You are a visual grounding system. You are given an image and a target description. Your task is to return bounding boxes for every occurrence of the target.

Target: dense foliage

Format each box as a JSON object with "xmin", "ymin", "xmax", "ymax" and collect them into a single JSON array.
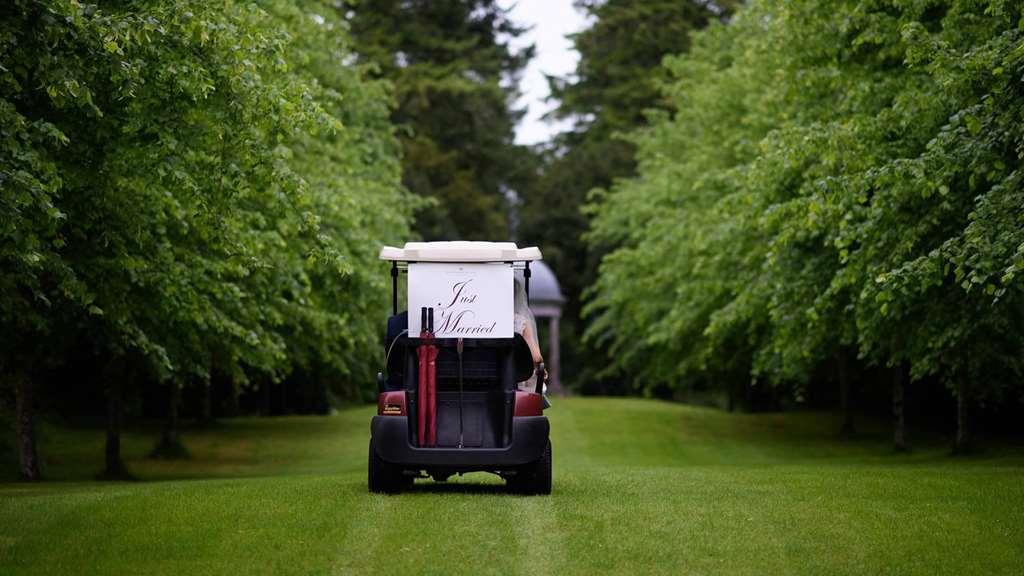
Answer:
[
  {"xmin": 586, "ymin": 0, "xmax": 1024, "ymax": 441},
  {"xmin": 5, "ymin": 0, "xmax": 1021, "ymax": 478},
  {"xmin": 1, "ymin": 0, "xmax": 410, "ymax": 477},
  {"xmin": 345, "ymin": 0, "xmax": 535, "ymax": 240},
  {"xmin": 520, "ymin": 0, "xmax": 730, "ymax": 392}
]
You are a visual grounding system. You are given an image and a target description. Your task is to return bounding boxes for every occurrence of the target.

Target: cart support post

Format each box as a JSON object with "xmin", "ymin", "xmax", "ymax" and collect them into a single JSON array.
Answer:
[
  {"xmin": 391, "ymin": 262, "xmax": 399, "ymax": 315},
  {"xmin": 524, "ymin": 261, "xmax": 531, "ymax": 304},
  {"xmin": 457, "ymin": 337, "xmax": 464, "ymax": 449}
]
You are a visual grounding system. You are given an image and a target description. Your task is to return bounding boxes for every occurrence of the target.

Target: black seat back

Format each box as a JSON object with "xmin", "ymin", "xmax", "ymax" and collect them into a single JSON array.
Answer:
[{"xmin": 383, "ymin": 310, "xmax": 533, "ymax": 389}]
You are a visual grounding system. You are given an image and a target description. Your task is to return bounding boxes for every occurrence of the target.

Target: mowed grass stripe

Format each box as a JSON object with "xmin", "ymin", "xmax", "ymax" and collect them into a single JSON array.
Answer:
[
  {"xmin": 334, "ymin": 484, "xmax": 392, "ymax": 575},
  {"xmin": 513, "ymin": 488, "xmax": 564, "ymax": 576},
  {"xmin": 1, "ymin": 397, "xmax": 1023, "ymax": 575}
]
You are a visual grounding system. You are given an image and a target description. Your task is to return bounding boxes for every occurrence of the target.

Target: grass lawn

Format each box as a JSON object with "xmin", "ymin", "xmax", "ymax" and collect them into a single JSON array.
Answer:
[{"xmin": 1, "ymin": 397, "xmax": 1023, "ymax": 575}]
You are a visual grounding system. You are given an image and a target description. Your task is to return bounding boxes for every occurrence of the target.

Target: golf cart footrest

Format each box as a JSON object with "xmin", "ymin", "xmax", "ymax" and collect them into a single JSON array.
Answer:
[{"xmin": 371, "ymin": 415, "xmax": 549, "ymax": 467}]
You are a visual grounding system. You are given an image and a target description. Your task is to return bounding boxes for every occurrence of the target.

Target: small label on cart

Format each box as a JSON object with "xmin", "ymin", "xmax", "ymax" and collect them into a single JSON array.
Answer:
[{"xmin": 382, "ymin": 404, "xmax": 403, "ymax": 415}]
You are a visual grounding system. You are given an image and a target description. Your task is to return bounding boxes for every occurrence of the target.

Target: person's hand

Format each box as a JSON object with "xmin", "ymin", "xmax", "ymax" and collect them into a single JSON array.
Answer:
[{"xmin": 535, "ymin": 362, "xmax": 548, "ymax": 385}]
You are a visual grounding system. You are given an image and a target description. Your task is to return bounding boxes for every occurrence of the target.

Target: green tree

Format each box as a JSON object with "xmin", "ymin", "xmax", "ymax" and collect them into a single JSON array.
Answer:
[
  {"xmin": 1, "ymin": 0, "xmax": 410, "ymax": 477},
  {"xmin": 520, "ymin": 0, "xmax": 733, "ymax": 393},
  {"xmin": 586, "ymin": 0, "xmax": 1024, "ymax": 448},
  {"xmin": 345, "ymin": 0, "xmax": 535, "ymax": 240},
  {"xmin": 263, "ymin": 0, "xmax": 413, "ymax": 403}
]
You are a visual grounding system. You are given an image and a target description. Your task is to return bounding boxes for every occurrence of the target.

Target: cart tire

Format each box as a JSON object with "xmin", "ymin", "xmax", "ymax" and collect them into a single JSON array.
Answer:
[
  {"xmin": 534, "ymin": 440, "xmax": 552, "ymax": 495},
  {"xmin": 508, "ymin": 440, "xmax": 551, "ymax": 495},
  {"xmin": 368, "ymin": 438, "xmax": 406, "ymax": 494}
]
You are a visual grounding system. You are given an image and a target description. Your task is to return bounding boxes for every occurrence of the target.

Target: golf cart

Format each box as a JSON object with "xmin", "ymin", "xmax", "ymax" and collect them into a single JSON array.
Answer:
[{"xmin": 369, "ymin": 241, "xmax": 552, "ymax": 494}]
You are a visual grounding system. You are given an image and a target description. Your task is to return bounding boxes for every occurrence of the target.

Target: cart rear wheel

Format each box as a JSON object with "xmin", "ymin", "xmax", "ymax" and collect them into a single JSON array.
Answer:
[
  {"xmin": 368, "ymin": 438, "xmax": 407, "ymax": 493},
  {"xmin": 507, "ymin": 440, "xmax": 551, "ymax": 495}
]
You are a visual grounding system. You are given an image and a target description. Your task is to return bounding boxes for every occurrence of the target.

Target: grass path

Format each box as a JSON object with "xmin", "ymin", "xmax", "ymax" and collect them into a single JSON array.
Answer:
[{"xmin": 1, "ymin": 397, "xmax": 1023, "ymax": 574}]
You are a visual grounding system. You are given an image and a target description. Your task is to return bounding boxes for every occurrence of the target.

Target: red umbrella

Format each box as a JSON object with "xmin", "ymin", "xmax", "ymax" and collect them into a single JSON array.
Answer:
[
  {"xmin": 417, "ymin": 308, "xmax": 438, "ymax": 447},
  {"xmin": 426, "ymin": 331, "xmax": 438, "ymax": 446}
]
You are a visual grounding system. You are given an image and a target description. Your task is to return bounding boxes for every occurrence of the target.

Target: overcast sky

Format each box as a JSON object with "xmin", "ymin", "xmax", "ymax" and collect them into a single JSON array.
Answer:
[{"xmin": 500, "ymin": 0, "xmax": 589, "ymax": 146}]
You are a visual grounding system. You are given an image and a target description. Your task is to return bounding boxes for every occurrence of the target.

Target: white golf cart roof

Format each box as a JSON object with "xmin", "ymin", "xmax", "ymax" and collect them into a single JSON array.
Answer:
[{"xmin": 379, "ymin": 241, "xmax": 542, "ymax": 262}]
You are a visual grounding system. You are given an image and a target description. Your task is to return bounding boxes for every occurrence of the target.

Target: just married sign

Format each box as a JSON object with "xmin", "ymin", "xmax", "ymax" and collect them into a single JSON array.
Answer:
[{"xmin": 408, "ymin": 263, "xmax": 513, "ymax": 338}]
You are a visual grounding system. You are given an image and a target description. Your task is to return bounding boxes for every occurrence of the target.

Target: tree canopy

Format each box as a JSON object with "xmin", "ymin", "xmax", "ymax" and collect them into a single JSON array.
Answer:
[
  {"xmin": 585, "ymin": 0, "xmax": 1024, "ymax": 434},
  {"xmin": 344, "ymin": 0, "xmax": 535, "ymax": 240},
  {"xmin": 1, "ymin": 0, "xmax": 411, "ymax": 477},
  {"xmin": 519, "ymin": 0, "xmax": 732, "ymax": 392}
]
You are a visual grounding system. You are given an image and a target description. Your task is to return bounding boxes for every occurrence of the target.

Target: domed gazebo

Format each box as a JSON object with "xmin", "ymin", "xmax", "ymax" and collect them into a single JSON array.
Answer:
[{"xmin": 521, "ymin": 261, "xmax": 565, "ymax": 393}]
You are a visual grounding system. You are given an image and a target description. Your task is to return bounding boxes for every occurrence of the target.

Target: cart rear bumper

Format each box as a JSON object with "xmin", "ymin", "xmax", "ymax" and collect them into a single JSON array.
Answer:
[{"xmin": 371, "ymin": 415, "xmax": 549, "ymax": 468}]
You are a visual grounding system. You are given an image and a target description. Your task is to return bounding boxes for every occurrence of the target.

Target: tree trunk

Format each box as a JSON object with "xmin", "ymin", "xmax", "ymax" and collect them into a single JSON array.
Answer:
[
  {"xmin": 839, "ymin": 351, "xmax": 855, "ymax": 437},
  {"xmin": 14, "ymin": 372, "xmax": 40, "ymax": 481},
  {"xmin": 955, "ymin": 379, "xmax": 971, "ymax": 453},
  {"xmin": 224, "ymin": 380, "xmax": 240, "ymax": 417},
  {"xmin": 260, "ymin": 380, "xmax": 271, "ymax": 416},
  {"xmin": 103, "ymin": 358, "xmax": 128, "ymax": 477},
  {"xmin": 164, "ymin": 380, "xmax": 180, "ymax": 445},
  {"xmin": 198, "ymin": 381, "xmax": 213, "ymax": 426},
  {"xmin": 151, "ymin": 380, "xmax": 187, "ymax": 458},
  {"xmin": 96, "ymin": 356, "xmax": 137, "ymax": 479},
  {"xmin": 892, "ymin": 366, "xmax": 908, "ymax": 452}
]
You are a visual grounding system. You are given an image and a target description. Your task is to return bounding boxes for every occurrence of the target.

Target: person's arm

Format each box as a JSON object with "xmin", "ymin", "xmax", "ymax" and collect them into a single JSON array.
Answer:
[
  {"xmin": 521, "ymin": 321, "xmax": 543, "ymax": 364},
  {"xmin": 520, "ymin": 322, "xmax": 548, "ymax": 390}
]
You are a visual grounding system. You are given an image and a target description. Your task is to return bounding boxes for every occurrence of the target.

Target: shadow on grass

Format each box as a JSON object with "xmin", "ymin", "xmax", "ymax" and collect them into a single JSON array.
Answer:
[{"xmin": 401, "ymin": 478, "xmax": 514, "ymax": 496}]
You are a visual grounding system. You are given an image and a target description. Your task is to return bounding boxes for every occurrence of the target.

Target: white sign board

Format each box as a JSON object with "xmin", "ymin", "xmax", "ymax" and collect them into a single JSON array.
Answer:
[{"xmin": 408, "ymin": 262, "xmax": 513, "ymax": 338}]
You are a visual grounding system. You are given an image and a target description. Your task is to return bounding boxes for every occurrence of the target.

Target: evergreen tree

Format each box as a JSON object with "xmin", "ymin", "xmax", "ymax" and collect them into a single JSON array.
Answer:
[{"xmin": 345, "ymin": 0, "xmax": 536, "ymax": 240}]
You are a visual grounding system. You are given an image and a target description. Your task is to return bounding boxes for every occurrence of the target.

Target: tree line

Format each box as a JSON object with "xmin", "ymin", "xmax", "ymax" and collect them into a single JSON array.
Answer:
[
  {"xmin": 5, "ymin": 0, "xmax": 1019, "ymax": 480},
  {"xmin": 1, "ymin": 0, "xmax": 415, "ymax": 479},
  {"xmin": 582, "ymin": 0, "xmax": 1024, "ymax": 450}
]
